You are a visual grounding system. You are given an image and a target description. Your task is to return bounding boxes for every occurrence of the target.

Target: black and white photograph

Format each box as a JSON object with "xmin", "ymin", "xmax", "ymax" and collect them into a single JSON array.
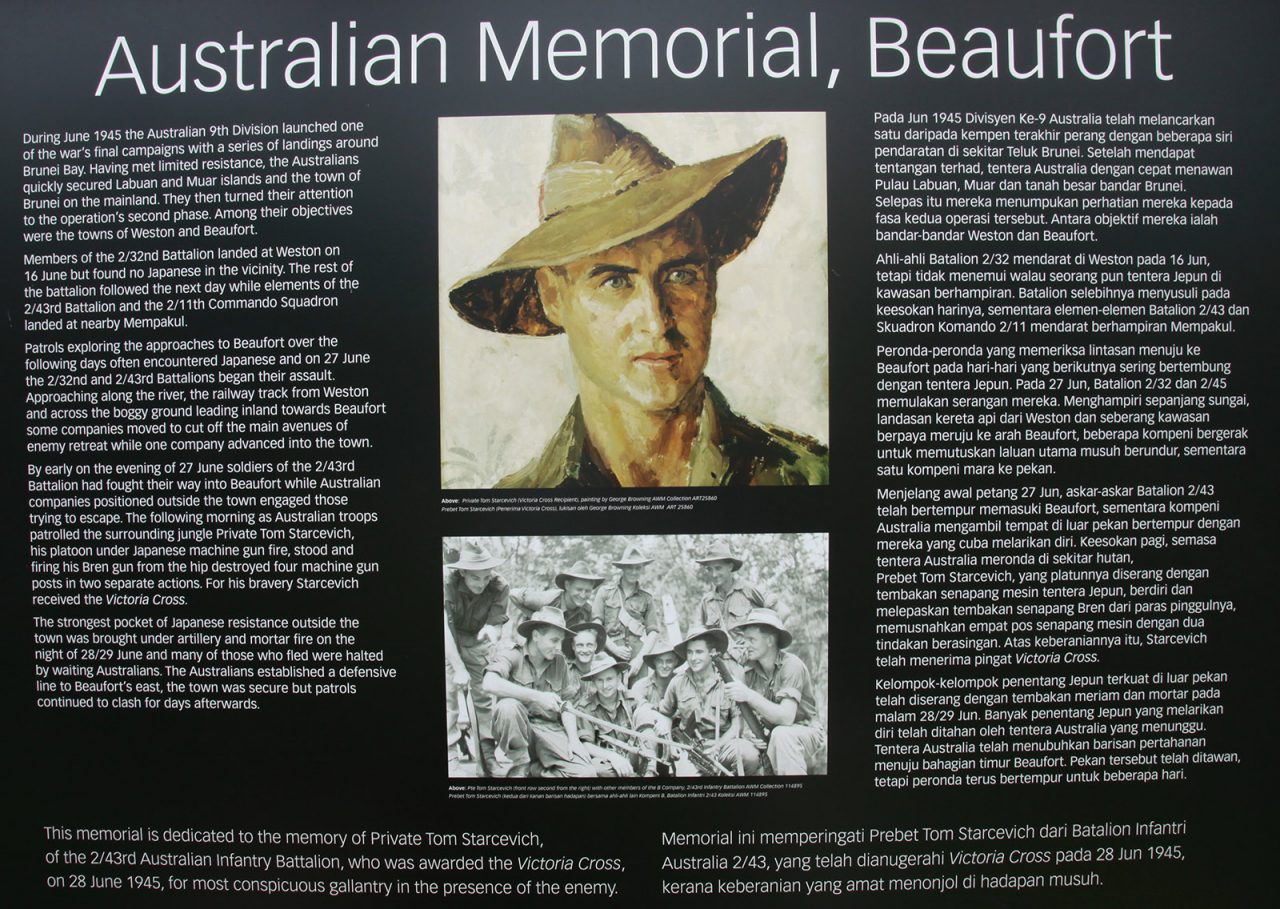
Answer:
[
  {"xmin": 443, "ymin": 533, "xmax": 828, "ymax": 779},
  {"xmin": 7, "ymin": 1, "xmax": 1278, "ymax": 904}
]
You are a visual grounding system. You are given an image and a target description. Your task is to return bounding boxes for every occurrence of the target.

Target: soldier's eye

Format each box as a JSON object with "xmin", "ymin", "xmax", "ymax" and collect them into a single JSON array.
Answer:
[
  {"xmin": 666, "ymin": 268, "xmax": 699, "ymax": 285},
  {"xmin": 600, "ymin": 273, "xmax": 632, "ymax": 290}
]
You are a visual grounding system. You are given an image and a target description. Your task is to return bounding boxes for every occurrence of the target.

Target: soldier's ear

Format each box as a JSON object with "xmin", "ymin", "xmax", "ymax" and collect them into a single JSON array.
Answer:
[{"xmin": 535, "ymin": 268, "xmax": 564, "ymax": 328}]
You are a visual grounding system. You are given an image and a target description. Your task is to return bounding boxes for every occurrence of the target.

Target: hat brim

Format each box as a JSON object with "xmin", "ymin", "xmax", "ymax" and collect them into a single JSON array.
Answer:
[
  {"xmin": 694, "ymin": 556, "xmax": 743, "ymax": 571},
  {"xmin": 642, "ymin": 645, "xmax": 681, "ymax": 667},
  {"xmin": 518, "ymin": 617, "xmax": 572, "ymax": 639},
  {"xmin": 581, "ymin": 658, "xmax": 628, "ymax": 680},
  {"xmin": 734, "ymin": 620, "xmax": 792, "ymax": 650},
  {"xmin": 556, "ymin": 572, "xmax": 605, "ymax": 589},
  {"xmin": 445, "ymin": 554, "xmax": 504, "ymax": 571},
  {"xmin": 673, "ymin": 628, "xmax": 730, "ymax": 661},
  {"xmin": 612, "ymin": 558, "xmax": 653, "ymax": 567},
  {"xmin": 449, "ymin": 136, "xmax": 786, "ymax": 335}
]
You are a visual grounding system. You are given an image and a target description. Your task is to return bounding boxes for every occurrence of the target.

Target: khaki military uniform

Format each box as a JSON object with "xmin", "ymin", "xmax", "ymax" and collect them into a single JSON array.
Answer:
[
  {"xmin": 576, "ymin": 692, "xmax": 641, "ymax": 776},
  {"xmin": 486, "ymin": 644, "xmax": 595, "ymax": 778},
  {"xmin": 742, "ymin": 651, "xmax": 824, "ymax": 776},
  {"xmin": 497, "ymin": 381, "xmax": 828, "ymax": 488},
  {"xmin": 593, "ymin": 579, "xmax": 661, "ymax": 660},
  {"xmin": 698, "ymin": 580, "xmax": 768, "ymax": 634},
  {"xmin": 444, "ymin": 571, "xmax": 509, "ymax": 741},
  {"xmin": 659, "ymin": 669, "xmax": 758, "ymax": 774}
]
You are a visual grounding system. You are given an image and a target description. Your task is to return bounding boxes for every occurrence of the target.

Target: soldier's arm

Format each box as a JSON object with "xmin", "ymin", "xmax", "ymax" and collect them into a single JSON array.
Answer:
[
  {"xmin": 482, "ymin": 649, "xmax": 559, "ymax": 710},
  {"xmin": 562, "ymin": 709, "xmax": 591, "ymax": 759},
  {"xmin": 483, "ymin": 671, "xmax": 559, "ymax": 712},
  {"xmin": 590, "ymin": 583, "xmax": 609, "ymax": 622},
  {"xmin": 725, "ymin": 587, "xmax": 760, "ymax": 620},
  {"xmin": 502, "ymin": 587, "xmax": 552, "ymax": 644},
  {"xmin": 627, "ymin": 676, "xmax": 655, "ymax": 703},
  {"xmin": 509, "ymin": 586, "xmax": 561, "ymax": 611},
  {"xmin": 627, "ymin": 634, "xmax": 655, "ymax": 678},
  {"xmin": 655, "ymin": 682, "xmax": 679, "ymax": 736},
  {"xmin": 726, "ymin": 681, "xmax": 799, "ymax": 727},
  {"xmin": 697, "ymin": 595, "xmax": 715, "ymax": 627},
  {"xmin": 762, "ymin": 657, "xmax": 813, "ymax": 727},
  {"xmin": 478, "ymin": 590, "xmax": 505, "ymax": 645},
  {"xmin": 641, "ymin": 594, "xmax": 664, "ymax": 633},
  {"xmin": 443, "ymin": 610, "xmax": 467, "ymax": 684},
  {"xmin": 482, "ymin": 577, "xmax": 511, "ymax": 632},
  {"xmin": 603, "ymin": 637, "xmax": 630, "ymax": 660},
  {"xmin": 758, "ymin": 693, "xmax": 799, "ymax": 726}
]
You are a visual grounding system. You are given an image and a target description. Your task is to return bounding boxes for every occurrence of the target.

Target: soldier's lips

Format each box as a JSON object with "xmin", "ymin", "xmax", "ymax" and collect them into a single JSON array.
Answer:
[{"xmin": 633, "ymin": 351, "xmax": 681, "ymax": 369}]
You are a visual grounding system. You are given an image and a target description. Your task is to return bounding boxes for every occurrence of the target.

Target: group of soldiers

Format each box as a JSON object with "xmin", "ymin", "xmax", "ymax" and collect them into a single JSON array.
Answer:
[{"xmin": 444, "ymin": 539, "xmax": 825, "ymax": 779}]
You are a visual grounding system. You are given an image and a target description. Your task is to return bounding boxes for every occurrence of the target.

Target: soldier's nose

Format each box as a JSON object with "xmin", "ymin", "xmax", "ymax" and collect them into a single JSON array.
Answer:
[{"xmin": 630, "ymin": 280, "xmax": 672, "ymax": 335}]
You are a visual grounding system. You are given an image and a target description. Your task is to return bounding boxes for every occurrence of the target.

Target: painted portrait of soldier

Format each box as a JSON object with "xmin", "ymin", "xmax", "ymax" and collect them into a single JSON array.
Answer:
[{"xmin": 440, "ymin": 112, "xmax": 828, "ymax": 488}]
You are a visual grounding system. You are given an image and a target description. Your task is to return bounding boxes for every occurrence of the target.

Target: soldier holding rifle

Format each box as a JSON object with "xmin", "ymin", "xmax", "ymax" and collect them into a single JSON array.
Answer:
[
  {"xmin": 483, "ymin": 607, "xmax": 597, "ymax": 778},
  {"xmin": 575, "ymin": 655, "xmax": 644, "ymax": 777},
  {"xmin": 725, "ymin": 608, "xmax": 824, "ymax": 776},
  {"xmin": 443, "ymin": 541, "xmax": 509, "ymax": 773},
  {"xmin": 656, "ymin": 626, "xmax": 758, "ymax": 775}
]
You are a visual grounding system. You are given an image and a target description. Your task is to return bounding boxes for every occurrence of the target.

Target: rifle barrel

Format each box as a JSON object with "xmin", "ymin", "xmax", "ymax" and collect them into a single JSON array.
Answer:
[
  {"xmin": 565, "ymin": 705, "xmax": 691, "ymax": 754},
  {"xmin": 713, "ymin": 656, "xmax": 770, "ymax": 742}
]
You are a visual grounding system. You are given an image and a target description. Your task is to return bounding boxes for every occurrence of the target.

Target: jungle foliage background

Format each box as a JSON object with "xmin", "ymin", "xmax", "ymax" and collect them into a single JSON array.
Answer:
[{"xmin": 443, "ymin": 533, "xmax": 829, "ymax": 726}]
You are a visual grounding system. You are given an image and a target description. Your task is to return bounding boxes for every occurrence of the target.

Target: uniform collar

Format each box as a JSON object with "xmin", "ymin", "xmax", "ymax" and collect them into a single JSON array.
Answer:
[
  {"xmin": 533, "ymin": 380, "xmax": 735, "ymax": 487},
  {"xmin": 746, "ymin": 651, "xmax": 782, "ymax": 678},
  {"xmin": 685, "ymin": 666, "xmax": 721, "ymax": 694},
  {"xmin": 611, "ymin": 578, "xmax": 651, "ymax": 599},
  {"xmin": 585, "ymin": 691, "xmax": 629, "ymax": 716}
]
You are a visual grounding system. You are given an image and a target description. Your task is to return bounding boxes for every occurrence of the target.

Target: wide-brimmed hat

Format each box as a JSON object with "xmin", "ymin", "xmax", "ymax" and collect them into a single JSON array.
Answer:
[
  {"xmin": 580, "ymin": 654, "xmax": 628, "ymax": 680},
  {"xmin": 612, "ymin": 542, "xmax": 653, "ymax": 567},
  {"xmin": 517, "ymin": 606, "xmax": 572, "ymax": 639},
  {"xmin": 673, "ymin": 625, "xmax": 730, "ymax": 661},
  {"xmin": 694, "ymin": 540, "xmax": 743, "ymax": 571},
  {"xmin": 445, "ymin": 540, "xmax": 504, "ymax": 571},
  {"xmin": 641, "ymin": 634, "xmax": 682, "ymax": 668},
  {"xmin": 449, "ymin": 113, "xmax": 787, "ymax": 336},
  {"xmin": 563, "ymin": 620, "xmax": 606, "ymax": 658},
  {"xmin": 555, "ymin": 560, "xmax": 605, "ymax": 589},
  {"xmin": 732, "ymin": 608, "xmax": 793, "ymax": 650}
]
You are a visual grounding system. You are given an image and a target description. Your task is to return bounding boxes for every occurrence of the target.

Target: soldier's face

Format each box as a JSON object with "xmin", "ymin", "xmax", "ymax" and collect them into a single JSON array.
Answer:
[
  {"xmin": 563, "ymin": 578, "xmax": 595, "ymax": 607},
  {"xmin": 705, "ymin": 561, "xmax": 735, "ymax": 588},
  {"xmin": 740, "ymin": 625, "xmax": 777, "ymax": 663},
  {"xmin": 459, "ymin": 568, "xmax": 492, "ymax": 594},
  {"xmin": 531, "ymin": 627, "xmax": 564, "ymax": 661},
  {"xmin": 594, "ymin": 667, "xmax": 623, "ymax": 699},
  {"xmin": 620, "ymin": 564, "xmax": 642, "ymax": 584},
  {"xmin": 572, "ymin": 630, "xmax": 598, "ymax": 663},
  {"xmin": 537, "ymin": 217, "xmax": 716, "ymax": 413},
  {"xmin": 685, "ymin": 639, "xmax": 715, "ymax": 674},
  {"xmin": 653, "ymin": 653, "xmax": 678, "ymax": 678}
]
